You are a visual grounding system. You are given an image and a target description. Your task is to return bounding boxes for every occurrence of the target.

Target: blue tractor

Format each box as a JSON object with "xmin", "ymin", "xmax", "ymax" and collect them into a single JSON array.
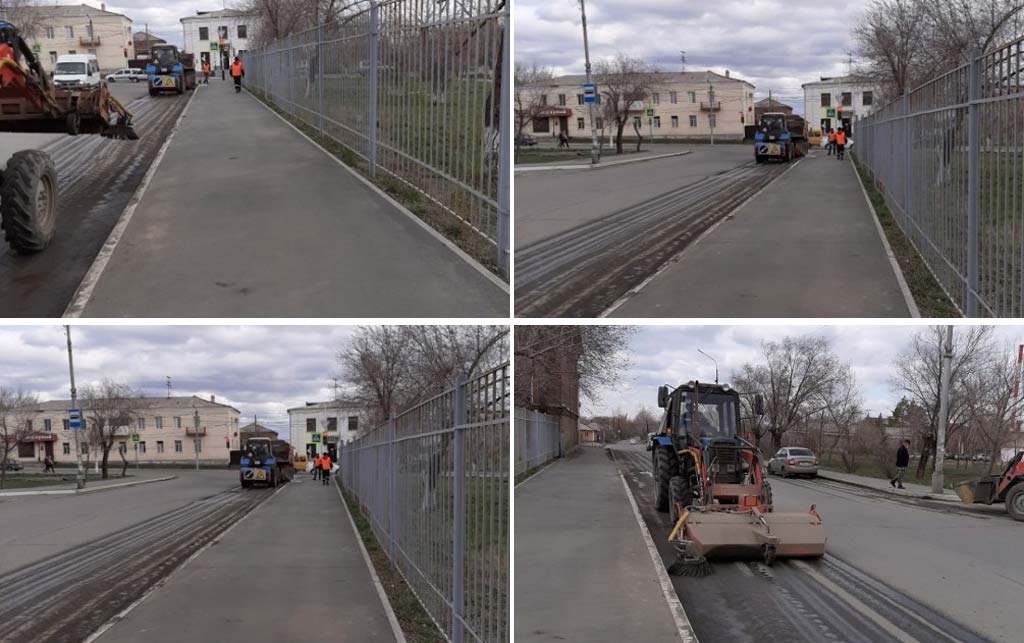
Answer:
[
  {"xmin": 239, "ymin": 437, "xmax": 294, "ymax": 489},
  {"xmin": 754, "ymin": 112, "xmax": 808, "ymax": 163},
  {"xmin": 146, "ymin": 44, "xmax": 195, "ymax": 96}
]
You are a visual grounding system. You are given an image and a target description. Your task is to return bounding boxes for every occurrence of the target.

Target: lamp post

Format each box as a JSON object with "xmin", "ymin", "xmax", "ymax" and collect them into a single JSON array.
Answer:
[{"xmin": 65, "ymin": 326, "xmax": 84, "ymax": 490}]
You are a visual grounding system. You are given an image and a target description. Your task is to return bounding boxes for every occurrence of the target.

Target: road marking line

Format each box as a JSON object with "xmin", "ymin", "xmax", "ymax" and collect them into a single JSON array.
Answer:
[
  {"xmin": 83, "ymin": 482, "xmax": 284, "ymax": 643},
  {"xmin": 790, "ymin": 559, "xmax": 921, "ymax": 643},
  {"xmin": 63, "ymin": 87, "xmax": 203, "ymax": 317},
  {"xmin": 244, "ymin": 88, "xmax": 509, "ymax": 295},
  {"xmin": 617, "ymin": 471, "xmax": 700, "ymax": 643},
  {"xmin": 334, "ymin": 481, "xmax": 408, "ymax": 643},
  {"xmin": 850, "ymin": 157, "xmax": 920, "ymax": 317},
  {"xmin": 599, "ymin": 159, "xmax": 802, "ymax": 317}
]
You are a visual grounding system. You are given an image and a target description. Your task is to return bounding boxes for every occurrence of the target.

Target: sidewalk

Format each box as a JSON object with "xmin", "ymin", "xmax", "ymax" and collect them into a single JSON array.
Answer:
[
  {"xmin": 96, "ymin": 476, "xmax": 399, "ymax": 643},
  {"xmin": 516, "ymin": 447, "xmax": 684, "ymax": 642},
  {"xmin": 816, "ymin": 468, "xmax": 961, "ymax": 502},
  {"xmin": 72, "ymin": 82, "xmax": 506, "ymax": 317},
  {"xmin": 609, "ymin": 153, "xmax": 914, "ymax": 317}
]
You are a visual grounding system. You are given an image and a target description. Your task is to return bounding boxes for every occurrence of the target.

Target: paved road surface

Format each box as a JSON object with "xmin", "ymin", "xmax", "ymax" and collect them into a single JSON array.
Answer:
[
  {"xmin": 73, "ymin": 82, "xmax": 507, "ymax": 317},
  {"xmin": 0, "ymin": 83, "xmax": 187, "ymax": 316},
  {"xmin": 610, "ymin": 442, "xmax": 1013, "ymax": 643},
  {"xmin": 516, "ymin": 447, "xmax": 687, "ymax": 642}
]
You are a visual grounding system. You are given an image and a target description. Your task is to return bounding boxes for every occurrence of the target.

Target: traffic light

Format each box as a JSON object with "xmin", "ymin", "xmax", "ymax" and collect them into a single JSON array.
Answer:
[{"xmin": 123, "ymin": 47, "xmax": 128, "ymax": 58}]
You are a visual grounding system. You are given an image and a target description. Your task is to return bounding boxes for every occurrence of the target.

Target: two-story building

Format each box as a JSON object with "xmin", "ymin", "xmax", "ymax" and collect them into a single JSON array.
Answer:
[
  {"xmin": 802, "ymin": 75, "xmax": 881, "ymax": 137},
  {"xmin": 180, "ymin": 9, "xmax": 256, "ymax": 72},
  {"xmin": 287, "ymin": 401, "xmax": 370, "ymax": 460},
  {"xmin": 26, "ymin": 3, "xmax": 134, "ymax": 73}
]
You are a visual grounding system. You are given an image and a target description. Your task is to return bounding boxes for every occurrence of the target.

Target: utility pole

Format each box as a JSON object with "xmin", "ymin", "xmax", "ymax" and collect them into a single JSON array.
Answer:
[
  {"xmin": 193, "ymin": 406, "xmax": 201, "ymax": 471},
  {"xmin": 578, "ymin": 0, "xmax": 600, "ymax": 165},
  {"xmin": 708, "ymin": 77, "xmax": 716, "ymax": 146},
  {"xmin": 932, "ymin": 325, "xmax": 954, "ymax": 494},
  {"xmin": 166, "ymin": 376, "xmax": 171, "ymax": 398},
  {"xmin": 680, "ymin": 50, "xmax": 686, "ymax": 73},
  {"xmin": 65, "ymin": 326, "xmax": 84, "ymax": 490}
]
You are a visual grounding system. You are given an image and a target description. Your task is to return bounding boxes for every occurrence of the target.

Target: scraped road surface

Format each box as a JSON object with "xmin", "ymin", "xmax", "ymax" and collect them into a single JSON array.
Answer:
[{"xmin": 609, "ymin": 442, "xmax": 1017, "ymax": 643}]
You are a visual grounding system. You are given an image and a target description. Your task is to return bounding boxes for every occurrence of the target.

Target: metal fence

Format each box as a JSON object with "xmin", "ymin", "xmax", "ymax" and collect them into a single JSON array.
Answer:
[
  {"xmin": 245, "ymin": 0, "xmax": 510, "ymax": 276},
  {"xmin": 514, "ymin": 408, "xmax": 561, "ymax": 476},
  {"xmin": 857, "ymin": 37, "xmax": 1024, "ymax": 316},
  {"xmin": 340, "ymin": 362, "xmax": 509, "ymax": 643}
]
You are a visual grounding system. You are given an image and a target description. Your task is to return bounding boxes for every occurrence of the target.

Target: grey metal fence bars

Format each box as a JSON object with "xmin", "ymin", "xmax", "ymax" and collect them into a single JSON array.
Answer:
[
  {"xmin": 514, "ymin": 408, "xmax": 561, "ymax": 476},
  {"xmin": 340, "ymin": 362, "xmax": 509, "ymax": 643},
  {"xmin": 857, "ymin": 37, "xmax": 1024, "ymax": 317},
  {"xmin": 246, "ymin": 0, "xmax": 510, "ymax": 276}
]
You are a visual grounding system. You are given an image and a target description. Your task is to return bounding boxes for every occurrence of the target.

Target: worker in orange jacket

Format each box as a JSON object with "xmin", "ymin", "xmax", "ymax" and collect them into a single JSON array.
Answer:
[
  {"xmin": 826, "ymin": 128, "xmax": 836, "ymax": 156},
  {"xmin": 312, "ymin": 453, "xmax": 321, "ymax": 480},
  {"xmin": 230, "ymin": 56, "xmax": 243, "ymax": 92},
  {"xmin": 201, "ymin": 60, "xmax": 211, "ymax": 84},
  {"xmin": 321, "ymin": 452, "xmax": 332, "ymax": 485},
  {"xmin": 835, "ymin": 128, "xmax": 847, "ymax": 160}
]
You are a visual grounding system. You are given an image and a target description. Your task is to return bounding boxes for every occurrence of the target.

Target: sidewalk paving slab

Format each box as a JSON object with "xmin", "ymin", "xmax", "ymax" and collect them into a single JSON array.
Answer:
[
  {"xmin": 516, "ymin": 447, "xmax": 684, "ymax": 643},
  {"xmin": 96, "ymin": 475, "xmax": 398, "ymax": 643},
  {"xmin": 76, "ymin": 82, "xmax": 506, "ymax": 317},
  {"xmin": 610, "ymin": 153, "xmax": 912, "ymax": 317}
]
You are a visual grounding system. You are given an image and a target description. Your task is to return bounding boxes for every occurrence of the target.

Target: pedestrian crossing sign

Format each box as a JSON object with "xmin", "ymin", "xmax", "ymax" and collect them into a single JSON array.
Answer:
[
  {"xmin": 826, "ymin": 107, "xmax": 836, "ymax": 118},
  {"xmin": 131, "ymin": 433, "xmax": 140, "ymax": 443}
]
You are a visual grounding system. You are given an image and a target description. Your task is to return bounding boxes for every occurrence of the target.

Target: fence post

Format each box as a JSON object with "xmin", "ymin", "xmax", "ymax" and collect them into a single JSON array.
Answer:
[
  {"xmin": 451, "ymin": 374, "xmax": 466, "ymax": 643},
  {"xmin": 367, "ymin": 1, "xmax": 380, "ymax": 177},
  {"xmin": 318, "ymin": 20, "xmax": 324, "ymax": 135},
  {"xmin": 496, "ymin": 14, "xmax": 511, "ymax": 277},
  {"xmin": 967, "ymin": 48, "xmax": 981, "ymax": 317},
  {"xmin": 903, "ymin": 89, "xmax": 911, "ymax": 226},
  {"xmin": 388, "ymin": 419, "xmax": 397, "ymax": 561}
]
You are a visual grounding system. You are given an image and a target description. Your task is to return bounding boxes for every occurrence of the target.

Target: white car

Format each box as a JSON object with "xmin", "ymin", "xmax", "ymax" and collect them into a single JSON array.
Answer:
[{"xmin": 106, "ymin": 68, "xmax": 147, "ymax": 83}]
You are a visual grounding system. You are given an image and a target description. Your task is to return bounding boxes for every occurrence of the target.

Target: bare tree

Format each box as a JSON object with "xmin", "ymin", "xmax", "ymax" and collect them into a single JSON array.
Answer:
[
  {"xmin": 80, "ymin": 380, "xmax": 145, "ymax": 480},
  {"xmin": 594, "ymin": 53, "xmax": 660, "ymax": 154},
  {"xmin": 514, "ymin": 62, "xmax": 553, "ymax": 157},
  {"xmin": 0, "ymin": 1, "xmax": 46, "ymax": 39},
  {"xmin": 892, "ymin": 326, "xmax": 996, "ymax": 478},
  {"xmin": 0, "ymin": 388, "xmax": 38, "ymax": 489},
  {"xmin": 853, "ymin": 0, "xmax": 927, "ymax": 98},
  {"xmin": 961, "ymin": 346, "xmax": 1024, "ymax": 472}
]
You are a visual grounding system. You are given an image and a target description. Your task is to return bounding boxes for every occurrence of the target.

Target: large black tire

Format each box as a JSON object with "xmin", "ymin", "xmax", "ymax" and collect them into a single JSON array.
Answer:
[
  {"xmin": 1006, "ymin": 483, "xmax": 1024, "ymax": 521},
  {"xmin": 669, "ymin": 475, "xmax": 692, "ymax": 522},
  {"xmin": 654, "ymin": 447, "xmax": 679, "ymax": 512},
  {"xmin": 66, "ymin": 111, "xmax": 80, "ymax": 136},
  {"xmin": 149, "ymin": 86, "xmax": 158, "ymax": 97},
  {"xmin": 241, "ymin": 480, "xmax": 252, "ymax": 489},
  {"xmin": 0, "ymin": 150, "xmax": 58, "ymax": 253}
]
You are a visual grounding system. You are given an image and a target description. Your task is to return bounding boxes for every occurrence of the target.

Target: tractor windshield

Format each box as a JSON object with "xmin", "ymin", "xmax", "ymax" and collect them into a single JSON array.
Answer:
[
  {"xmin": 680, "ymin": 392, "xmax": 738, "ymax": 439},
  {"xmin": 154, "ymin": 48, "xmax": 177, "ymax": 67},
  {"xmin": 247, "ymin": 442, "xmax": 270, "ymax": 459},
  {"xmin": 761, "ymin": 114, "xmax": 786, "ymax": 136},
  {"xmin": 55, "ymin": 62, "xmax": 86, "ymax": 74}
]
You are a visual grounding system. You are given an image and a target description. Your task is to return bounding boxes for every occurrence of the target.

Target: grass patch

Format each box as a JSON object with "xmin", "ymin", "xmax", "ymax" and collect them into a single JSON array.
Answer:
[
  {"xmin": 852, "ymin": 156, "xmax": 960, "ymax": 317},
  {"xmin": 339, "ymin": 484, "xmax": 446, "ymax": 643},
  {"xmin": 0, "ymin": 472, "xmax": 119, "ymax": 490},
  {"xmin": 514, "ymin": 148, "xmax": 594, "ymax": 165},
  {"xmin": 819, "ymin": 454, "xmax": 991, "ymax": 489},
  {"xmin": 514, "ymin": 459, "xmax": 555, "ymax": 485}
]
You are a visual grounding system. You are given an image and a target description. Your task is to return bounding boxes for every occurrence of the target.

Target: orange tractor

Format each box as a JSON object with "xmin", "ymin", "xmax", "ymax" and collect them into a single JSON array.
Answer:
[
  {"xmin": 955, "ymin": 451, "xmax": 1024, "ymax": 521},
  {"xmin": 0, "ymin": 21, "xmax": 136, "ymax": 252},
  {"xmin": 649, "ymin": 381, "xmax": 826, "ymax": 576}
]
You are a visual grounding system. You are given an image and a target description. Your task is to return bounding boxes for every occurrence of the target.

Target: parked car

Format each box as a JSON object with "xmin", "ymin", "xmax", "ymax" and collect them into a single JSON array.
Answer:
[
  {"xmin": 628, "ymin": 437, "xmax": 639, "ymax": 445},
  {"xmin": 516, "ymin": 133, "xmax": 537, "ymax": 147},
  {"xmin": 2, "ymin": 458, "xmax": 23, "ymax": 471},
  {"xmin": 106, "ymin": 68, "xmax": 147, "ymax": 83},
  {"xmin": 767, "ymin": 447, "xmax": 818, "ymax": 478}
]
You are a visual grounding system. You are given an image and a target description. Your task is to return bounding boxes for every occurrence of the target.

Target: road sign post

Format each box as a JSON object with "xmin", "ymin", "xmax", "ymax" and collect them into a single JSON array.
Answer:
[{"xmin": 65, "ymin": 327, "xmax": 84, "ymax": 490}]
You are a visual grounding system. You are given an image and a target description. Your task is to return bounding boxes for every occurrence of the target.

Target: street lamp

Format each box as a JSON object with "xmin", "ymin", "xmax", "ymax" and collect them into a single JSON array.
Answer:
[
  {"xmin": 64, "ymin": 326, "xmax": 84, "ymax": 490},
  {"xmin": 697, "ymin": 349, "xmax": 719, "ymax": 384}
]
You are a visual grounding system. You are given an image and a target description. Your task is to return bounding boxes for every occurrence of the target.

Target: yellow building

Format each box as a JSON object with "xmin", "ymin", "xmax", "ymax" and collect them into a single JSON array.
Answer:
[{"xmin": 27, "ymin": 4, "xmax": 135, "ymax": 73}]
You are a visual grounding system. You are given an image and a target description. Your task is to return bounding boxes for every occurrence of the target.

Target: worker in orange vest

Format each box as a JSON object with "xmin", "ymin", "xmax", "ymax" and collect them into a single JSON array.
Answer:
[
  {"xmin": 201, "ymin": 60, "xmax": 211, "ymax": 84},
  {"xmin": 835, "ymin": 128, "xmax": 847, "ymax": 160},
  {"xmin": 312, "ymin": 453, "xmax": 321, "ymax": 481},
  {"xmin": 320, "ymin": 451, "xmax": 332, "ymax": 485},
  {"xmin": 826, "ymin": 128, "xmax": 836, "ymax": 156},
  {"xmin": 230, "ymin": 56, "xmax": 243, "ymax": 93}
]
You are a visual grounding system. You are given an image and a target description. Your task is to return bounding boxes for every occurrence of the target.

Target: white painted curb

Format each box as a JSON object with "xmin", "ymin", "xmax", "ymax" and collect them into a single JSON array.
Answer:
[{"xmin": 515, "ymin": 150, "xmax": 692, "ymax": 172}]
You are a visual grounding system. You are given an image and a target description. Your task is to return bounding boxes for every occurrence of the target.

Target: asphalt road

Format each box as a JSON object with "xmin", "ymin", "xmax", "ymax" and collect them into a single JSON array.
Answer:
[
  {"xmin": 609, "ymin": 442, "xmax": 1017, "ymax": 643},
  {"xmin": 0, "ymin": 82, "xmax": 189, "ymax": 317}
]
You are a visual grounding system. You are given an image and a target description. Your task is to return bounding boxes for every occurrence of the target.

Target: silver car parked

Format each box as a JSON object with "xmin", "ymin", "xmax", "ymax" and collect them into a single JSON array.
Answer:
[{"xmin": 767, "ymin": 447, "xmax": 818, "ymax": 478}]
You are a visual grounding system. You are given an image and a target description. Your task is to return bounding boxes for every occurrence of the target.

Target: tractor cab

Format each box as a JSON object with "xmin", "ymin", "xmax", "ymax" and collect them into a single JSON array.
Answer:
[
  {"xmin": 755, "ymin": 112, "xmax": 790, "ymax": 142},
  {"xmin": 656, "ymin": 382, "xmax": 749, "ymax": 479},
  {"xmin": 149, "ymin": 45, "xmax": 182, "ymax": 73},
  {"xmin": 241, "ymin": 438, "xmax": 274, "ymax": 467}
]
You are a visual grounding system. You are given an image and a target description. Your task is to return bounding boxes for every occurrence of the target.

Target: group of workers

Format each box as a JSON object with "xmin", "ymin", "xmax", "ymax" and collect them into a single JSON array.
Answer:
[
  {"xmin": 826, "ymin": 127, "xmax": 848, "ymax": 160},
  {"xmin": 199, "ymin": 56, "xmax": 245, "ymax": 90},
  {"xmin": 310, "ymin": 452, "xmax": 334, "ymax": 485}
]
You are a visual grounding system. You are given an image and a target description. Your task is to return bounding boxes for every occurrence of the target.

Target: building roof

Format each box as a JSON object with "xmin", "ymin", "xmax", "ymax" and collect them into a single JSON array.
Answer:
[
  {"xmin": 755, "ymin": 97, "xmax": 792, "ymax": 109},
  {"xmin": 31, "ymin": 395, "xmax": 240, "ymax": 414},
  {"xmin": 546, "ymin": 69, "xmax": 754, "ymax": 89},
  {"xmin": 181, "ymin": 9, "xmax": 257, "ymax": 22},
  {"xmin": 38, "ymin": 3, "xmax": 132, "ymax": 21},
  {"xmin": 133, "ymin": 32, "xmax": 167, "ymax": 44},
  {"xmin": 239, "ymin": 422, "xmax": 278, "ymax": 436},
  {"xmin": 801, "ymin": 74, "xmax": 875, "ymax": 88},
  {"xmin": 286, "ymin": 400, "xmax": 366, "ymax": 413}
]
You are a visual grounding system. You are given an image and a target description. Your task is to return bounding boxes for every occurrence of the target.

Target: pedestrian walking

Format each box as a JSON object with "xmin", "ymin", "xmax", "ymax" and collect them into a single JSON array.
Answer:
[
  {"xmin": 826, "ymin": 128, "xmax": 836, "ymax": 155},
  {"xmin": 202, "ymin": 60, "xmax": 211, "ymax": 84},
  {"xmin": 313, "ymin": 453, "xmax": 321, "ymax": 480},
  {"xmin": 230, "ymin": 56, "xmax": 244, "ymax": 93},
  {"xmin": 558, "ymin": 129, "xmax": 570, "ymax": 149},
  {"xmin": 321, "ymin": 452, "xmax": 332, "ymax": 485},
  {"xmin": 891, "ymin": 439, "xmax": 911, "ymax": 489},
  {"xmin": 43, "ymin": 454, "xmax": 54, "ymax": 473},
  {"xmin": 835, "ymin": 128, "xmax": 847, "ymax": 160}
]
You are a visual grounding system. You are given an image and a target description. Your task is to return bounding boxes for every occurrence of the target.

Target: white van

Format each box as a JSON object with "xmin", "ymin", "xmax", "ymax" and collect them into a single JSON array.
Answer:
[{"xmin": 53, "ymin": 54, "xmax": 101, "ymax": 87}]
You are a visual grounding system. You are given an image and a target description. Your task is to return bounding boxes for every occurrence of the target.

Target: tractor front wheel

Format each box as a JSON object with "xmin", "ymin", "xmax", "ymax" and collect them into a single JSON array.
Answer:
[
  {"xmin": 654, "ymin": 447, "xmax": 679, "ymax": 513},
  {"xmin": 0, "ymin": 150, "xmax": 58, "ymax": 253},
  {"xmin": 1006, "ymin": 483, "xmax": 1024, "ymax": 521},
  {"xmin": 66, "ymin": 111, "xmax": 80, "ymax": 136},
  {"xmin": 669, "ymin": 475, "xmax": 692, "ymax": 523},
  {"xmin": 149, "ymin": 86, "xmax": 158, "ymax": 97}
]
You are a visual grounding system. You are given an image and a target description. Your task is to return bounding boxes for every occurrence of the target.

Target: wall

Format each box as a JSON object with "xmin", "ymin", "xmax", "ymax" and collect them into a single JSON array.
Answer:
[
  {"xmin": 29, "ymin": 13, "xmax": 134, "ymax": 73},
  {"xmin": 181, "ymin": 15, "xmax": 254, "ymax": 71}
]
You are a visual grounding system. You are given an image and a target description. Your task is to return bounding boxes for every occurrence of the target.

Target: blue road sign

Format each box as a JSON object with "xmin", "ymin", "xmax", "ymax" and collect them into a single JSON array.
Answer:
[
  {"xmin": 583, "ymin": 83, "xmax": 596, "ymax": 104},
  {"xmin": 68, "ymin": 408, "xmax": 81, "ymax": 430}
]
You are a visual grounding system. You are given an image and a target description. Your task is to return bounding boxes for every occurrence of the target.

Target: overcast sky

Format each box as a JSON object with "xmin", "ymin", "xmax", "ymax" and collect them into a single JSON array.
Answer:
[
  {"xmin": 515, "ymin": 0, "xmax": 870, "ymax": 111},
  {"xmin": 1, "ymin": 325, "xmax": 354, "ymax": 434},
  {"xmin": 584, "ymin": 325, "xmax": 1024, "ymax": 419}
]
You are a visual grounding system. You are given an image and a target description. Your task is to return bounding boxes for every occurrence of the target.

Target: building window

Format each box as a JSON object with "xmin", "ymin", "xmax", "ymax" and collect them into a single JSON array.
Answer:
[
  {"xmin": 87, "ymin": 48, "xmax": 96, "ymax": 55},
  {"xmin": 863, "ymin": 91, "xmax": 873, "ymax": 106},
  {"xmin": 44, "ymin": 419, "xmax": 51, "ymax": 431},
  {"xmin": 45, "ymin": 27, "xmax": 54, "ymax": 39},
  {"xmin": 174, "ymin": 417, "xmax": 182, "ymax": 429},
  {"xmin": 670, "ymin": 91, "xmax": 678, "ymax": 104},
  {"xmin": 199, "ymin": 27, "xmax": 209, "ymax": 41},
  {"xmin": 348, "ymin": 416, "xmax": 359, "ymax": 432},
  {"xmin": 81, "ymin": 443, "xmax": 89, "ymax": 455},
  {"xmin": 218, "ymin": 26, "xmax": 229, "ymax": 40},
  {"xmin": 841, "ymin": 92, "xmax": 852, "ymax": 106},
  {"xmin": 118, "ymin": 441, "xmax": 127, "ymax": 453},
  {"xmin": 155, "ymin": 416, "xmax": 163, "ymax": 429},
  {"xmin": 327, "ymin": 417, "xmax": 338, "ymax": 432},
  {"xmin": 577, "ymin": 117, "xmax": 585, "ymax": 129},
  {"xmin": 194, "ymin": 440, "xmax": 202, "ymax": 453},
  {"xmin": 709, "ymin": 114, "xmax": 717, "ymax": 128},
  {"xmin": 652, "ymin": 92, "xmax": 660, "ymax": 105},
  {"xmin": 138, "ymin": 442, "xmax": 146, "ymax": 454},
  {"xmin": 532, "ymin": 117, "xmax": 549, "ymax": 133},
  {"xmin": 237, "ymin": 25, "xmax": 247, "ymax": 39},
  {"xmin": 67, "ymin": 50, "xmax": 76, "ymax": 55},
  {"xmin": 576, "ymin": 94, "xmax": 584, "ymax": 105},
  {"xmin": 157, "ymin": 441, "xmax": 164, "ymax": 453},
  {"xmin": 539, "ymin": 94, "xmax": 547, "ymax": 106},
  {"xmin": 63, "ymin": 443, "xmax": 70, "ymax": 455},
  {"xmin": 821, "ymin": 93, "xmax": 830, "ymax": 107},
  {"xmin": 688, "ymin": 91, "xmax": 696, "ymax": 103},
  {"xmin": 632, "ymin": 116, "xmax": 641, "ymax": 129},
  {"xmin": 65, "ymin": 26, "xmax": 74, "ymax": 38},
  {"xmin": 174, "ymin": 440, "xmax": 183, "ymax": 453},
  {"xmin": 671, "ymin": 115, "xmax": 679, "ymax": 128},
  {"xmin": 558, "ymin": 94, "xmax": 566, "ymax": 106},
  {"xmin": 18, "ymin": 442, "xmax": 34, "ymax": 458},
  {"xmin": 653, "ymin": 116, "xmax": 661, "ymax": 128},
  {"xmin": 62, "ymin": 418, "xmax": 69, "ymax": 430},
  {"xmin": 595, "ymin": 117, "xmax": 604, "ymax": 129},
  {"xmin": 137, "ymin": 418, "xmax": 145, "ymax": 431},
  {"xmin": 306, "ymin": 418, "xmax": 317, "ymax": 432},
  {"xmin": 49, "ymin": 51, "xmax": 57, "ymax": 64},
  {"xmin": 26, "ymin": 420, "xmax": 32, "ymax": 431}
]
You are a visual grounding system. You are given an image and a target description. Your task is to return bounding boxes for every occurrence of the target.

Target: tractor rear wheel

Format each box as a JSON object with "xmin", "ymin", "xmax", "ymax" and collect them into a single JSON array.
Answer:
[
  {"xmin": 149, "ymin": 86, "xmax": 158, "ymax": 97},
  {"xmin": 66, "ymin": 111, "xmax": 80, "ymax": 136},
  {"xmin": 0, "ymin": 150, "xmax": 58, "ymax": 253},
  {"xmin": 1006, "ymin": 483, "xmax": 1024, "ymax": 521},
  {"xmin": 654, "ymin": 447, "xmax": 679, "ymax": 513},
  {"xmin": 669, "ymin": 475, "xmax": 692, "ymax": 523}
]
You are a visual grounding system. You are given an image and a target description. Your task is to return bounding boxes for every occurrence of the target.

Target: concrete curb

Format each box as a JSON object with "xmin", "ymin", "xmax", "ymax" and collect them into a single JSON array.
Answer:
[
  {"xmin": 515, "ymin": 150, "xmax": 692, "ymax": 172},
  {"xmin": 0, "ymin": 475, "xmax": 176, "ymax": 497},
  {"xmin": 815, "ymin": 470, "xmax": 959, "ymax": 503}
]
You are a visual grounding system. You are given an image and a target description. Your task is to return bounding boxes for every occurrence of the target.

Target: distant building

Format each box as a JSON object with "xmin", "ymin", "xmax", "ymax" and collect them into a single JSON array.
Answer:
[
  {"xmin": 26, "ymin": 3, "xmax": 134, "ymax": 73},
  {"xmin": 518, "ymin": 70, "xmax": 756, "ymax": 143},
  {"xmin": 578, "ymin": 422, "xmax": 603, "ymax": 445},
  {"xmin": 180, "ymin": 9, "xmax": 256, "ymax": 72},
  {"xmin": 9, "ymin": 396, "xmax": 240, "ymax": 466},
  {"xmin": 287, "ymin": 401, "xmax": 370, "ymax": 459},
  {"xmin": 238, "ymin": 422, "xmax": 277, "ymax": 442},
  {"xmin": 754, "ymin": 97, "xmax": 793, "ymax": 120},
  {"xmin": 133, "ymin": 31, "xmax": 166, "ymax": 59},
  {"xmin": 802, "ymin": 75, "xmax": 880, "ymax": 137}
]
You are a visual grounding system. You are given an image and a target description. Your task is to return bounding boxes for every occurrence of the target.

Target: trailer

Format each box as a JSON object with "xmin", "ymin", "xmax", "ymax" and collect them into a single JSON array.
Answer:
[{"xmin": 239, "ymin": 438, "xmax": 295, "ymax": 489}]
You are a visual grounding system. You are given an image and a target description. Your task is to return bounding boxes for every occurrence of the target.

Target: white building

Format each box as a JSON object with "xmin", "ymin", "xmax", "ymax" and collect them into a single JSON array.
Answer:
[
  {"xmin": 180, "ymin": 9, "xmax": 256, "ymax": 72},
  {"xmin": 287, "ymin": 401, "xmax": 370, "ymax": 459},
  {"xmin": 26, "ymin": 3, "xmax": 134, "ymax": 73},
  {"xmin": 802, "ymin": 75, "xmax": 880, "ymax": 137}
]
